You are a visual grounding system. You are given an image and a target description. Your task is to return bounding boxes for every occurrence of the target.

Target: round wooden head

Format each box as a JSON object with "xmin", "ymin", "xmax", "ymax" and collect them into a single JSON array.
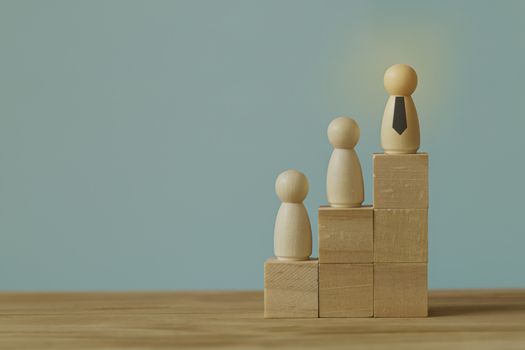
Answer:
[
  {"xmin": 384, "ymin": 64, "xmax": 418, "ymax": 96},
  {"xmin": 327, "ymin": 117, "xmax": 360, "ymax": 149},
  {"xmin": 275, "ymin": 169, "xmax": 309, "ymax": 203}
]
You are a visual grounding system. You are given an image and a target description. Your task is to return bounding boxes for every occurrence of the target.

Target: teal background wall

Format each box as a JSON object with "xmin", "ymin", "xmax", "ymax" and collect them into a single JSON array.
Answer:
[{"xmin": 1, "ymin": 0, "xmax": 524, "ymax": 290}]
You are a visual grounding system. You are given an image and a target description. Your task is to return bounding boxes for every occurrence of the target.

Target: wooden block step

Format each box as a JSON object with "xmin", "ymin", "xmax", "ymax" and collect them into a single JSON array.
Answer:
[
  {"xmin": 318, "ymin": 206, "xmax": 373, "ymax": 264},
  {"xmin": 374, "ymin": 208, "xmax": 428, "ymax": 263},
  {"xmin": 319, "ymin": 263, "xmax": 373, "ymax": 317},
  {"xmin": 373, "ymin": 153, "xmax": 428, "ymax": 209},
  {"xmin": 264, "ymin": 258, "xmax": 318, "ymax": 318},
  {"xmin": 374, "ymin": 263, "xmax": 428, "ymax": 317}
]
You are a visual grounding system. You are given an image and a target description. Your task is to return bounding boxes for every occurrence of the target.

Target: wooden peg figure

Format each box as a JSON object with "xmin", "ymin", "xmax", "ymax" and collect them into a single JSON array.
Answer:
[
  {"xmin": 274, "ymin": 169, "xmax": 312, "ymax": 261},
  {"xmin": 381, "ymin": 64, "xmax": 420, "ymax": 154},
  {"xmin": 326, "ymin": 117, "xmax": 364, "ymax": 208}
]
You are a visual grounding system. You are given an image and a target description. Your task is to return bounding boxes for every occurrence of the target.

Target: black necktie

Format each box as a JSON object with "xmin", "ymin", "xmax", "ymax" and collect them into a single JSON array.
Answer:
[{"xmin": 392, "ymin": 96, "xmax": 407, "ymax": 135}]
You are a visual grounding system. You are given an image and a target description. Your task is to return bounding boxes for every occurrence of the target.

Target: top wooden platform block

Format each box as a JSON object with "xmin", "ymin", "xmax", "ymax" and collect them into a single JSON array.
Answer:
[{"xmin": 373, "ymin": 153, "xmax": 428, "ymax": 209}]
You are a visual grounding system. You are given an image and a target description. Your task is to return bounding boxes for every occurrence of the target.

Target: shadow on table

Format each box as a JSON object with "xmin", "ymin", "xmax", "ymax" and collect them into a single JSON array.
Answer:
[{"xmin": 430, "ymin": 303, "xmax": 525, "ymax": 317}]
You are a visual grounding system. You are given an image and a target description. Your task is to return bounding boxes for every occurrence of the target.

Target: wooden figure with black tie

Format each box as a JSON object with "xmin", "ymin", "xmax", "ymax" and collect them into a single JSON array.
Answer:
[{"xmin": 381, "ymin": 64, "xmax": 420, "ymax": 154}]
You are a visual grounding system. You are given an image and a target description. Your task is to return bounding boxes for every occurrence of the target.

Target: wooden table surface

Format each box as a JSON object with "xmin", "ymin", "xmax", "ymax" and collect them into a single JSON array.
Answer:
[{"xmin": 1, "ymin": 289, "xmax": 525, "ymax": 349}]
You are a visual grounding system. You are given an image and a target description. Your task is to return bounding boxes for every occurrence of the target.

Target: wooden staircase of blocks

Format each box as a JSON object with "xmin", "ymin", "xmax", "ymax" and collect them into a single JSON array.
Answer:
[{"xmin": 264, "ymin": 153, "xmax": 428, "ymax": 318}]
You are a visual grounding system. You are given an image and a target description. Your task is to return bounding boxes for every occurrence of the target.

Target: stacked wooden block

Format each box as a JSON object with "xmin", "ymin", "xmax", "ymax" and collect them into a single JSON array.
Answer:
[
  {"xmin": 264, "ymin": 153, "xmax": 428, "ymax": 318},
  {"xmin": 373, "ymin": 153, "xmax": 428, "ymax": 317},
  {"xmin": 318, "ymin": 205, "xmax": 374, "ymax": 317}
]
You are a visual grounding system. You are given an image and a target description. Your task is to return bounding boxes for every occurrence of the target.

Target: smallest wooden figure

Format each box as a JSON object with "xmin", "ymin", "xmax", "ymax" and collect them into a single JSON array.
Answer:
[{"xmin": 274, "ymin": 169, "xmax": 312, "ymax": 261}]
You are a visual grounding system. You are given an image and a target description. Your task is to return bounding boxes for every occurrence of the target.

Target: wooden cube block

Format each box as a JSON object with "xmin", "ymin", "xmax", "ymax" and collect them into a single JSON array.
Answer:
[
  {"xmin": 319, "ymin": 264, "xmax": 373, "ymax": 317},
  {"xmin": 318, "ymin": 206, "xmax": 373, "ymax": 263},
  {"xmin": 373, "ymin": 153, "xmax": 428, "ymax": 209},
  {"xmin": 264, "ymin": 258, "xmax": 318, "ymax": 318},
  {"xmin": 374, "ymin": 209, "xmax": 428, "ymax": 263},
  {"xmin": 374, "ymin": 263, "xmax": 428, "ymax": 317}
]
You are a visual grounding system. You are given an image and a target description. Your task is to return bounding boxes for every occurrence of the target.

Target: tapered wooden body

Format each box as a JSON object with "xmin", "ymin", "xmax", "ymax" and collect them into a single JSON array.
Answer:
[
  {"xmin": 381, "ymin": 96, "xmax": 420, "ymax": 154},
  {"xmin": 326, "ymin": 149, "xmax": 364, "ymax": 208},
  {"xmin": 274, "ymin": 203, "xmax": 312, "ymax": 261}
]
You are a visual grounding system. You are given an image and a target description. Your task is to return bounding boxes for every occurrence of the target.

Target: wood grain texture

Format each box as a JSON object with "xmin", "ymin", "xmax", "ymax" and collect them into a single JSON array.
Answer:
[
  {"xmin": 318, "ymin": 206, "xmax": 373, "ymax": 263},
  {"xmin": 374, "ymin": 209, "xmax": 428, "ymax": 263},
  {"xmin": 319, "ymin": 263, "xmax": 373, "ymax": 318},
  {"xmin": 374, "ymin": 263, "xmax": 428, "ymax": 317},
  {"xmin": 373, "ymin": 153, "xmax": 428, "ymax": 209},
  {"xmin": 264, "ymin": 258, "xmax": 318, "ymax": 318},
  {"xmin": 1, "ymin": 290, "xmax": 525, "ymax": 349}
]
